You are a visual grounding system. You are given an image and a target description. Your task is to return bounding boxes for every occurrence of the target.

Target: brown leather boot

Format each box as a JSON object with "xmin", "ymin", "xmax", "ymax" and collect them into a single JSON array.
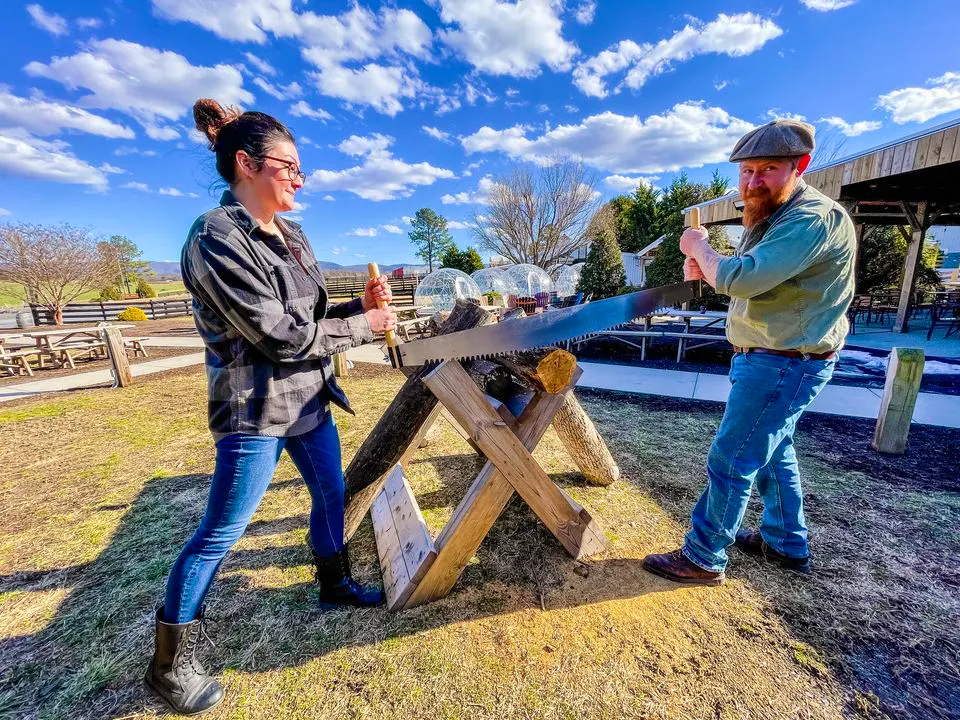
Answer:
[
  {"xmin": 735, "ymin": 529, "xmax": 811, "ymax": 573},
  {"xmin": 642, "ymin": 549, "xmax": 725, "ymax": 586}
]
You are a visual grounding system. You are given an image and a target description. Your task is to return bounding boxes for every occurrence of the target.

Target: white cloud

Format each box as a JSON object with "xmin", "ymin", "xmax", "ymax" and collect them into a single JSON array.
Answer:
[
  {"xmin": 0, "ymin": 88, "xmax": 135, "ymax": 139},
  {"xmin": 573, "ymin": 13, "xmax": 782, "ymax": 98},
  {"xmin": 715, "ymin": 80, "xmax": 730, "ymax": 91},
  {"xmin": 441, "ymin": 176, "xmax": 496, "ymax": 205},
  {"xmin": 800, "ymin": 0, "xmax": 857, "ymax": 10},
  {"xmin": 144, "ymin": 124, "xmax": 181, "ymax": 141},
  {"xmin": 27, "ymin": 4, "xmax": 68, "ymax": 36},
  {"xmin": 564, "ymin": 104, "xmax": 579, "ymax": 113},
  {"xmin": 573, "ymin": 0, "xmax": 596, "ymax": 25},
  {"xmin": 446, "ymin": 220, "xmax": 471, "ymax": 230},
  {"xmin": 310, "ymin": 135, "xmax": 455, "ymax": 201},
  {"xmin": 113, "ymin": 147, "xmax": 158, "ymax": 157},
  {"xmin": 461, "ymin": 102, "xmax": 756, "ymax": 174},
  {"xmin": 505, "ymin": 88, "xmax": 520, "ymax": 97},
  {"xmin": 401, "ymin": 215, "xmax": 413, "ymax": 224},
  {"xmin": 158, "ymin": 187, "xmax": 185, "ymax": 196},
  {"xmin": 819, "ymin": 116, "xmax": 881, "ymax": 137},
  {"xmin": 243, "ymin": 52, "xmax": 277, "ymax": 76},
  {"xmin": 347, "ymin": 227, "xmax": 378, "ymax": 237},
  {"xmin": 381, "ymin": 224, "xmax": 403, "ymax": 234},
  {"xmin": 121, "ymin": 181, "xmax": 150, "ymax": 191},
  {"xmin": 322, "ymin": 194, "xmax": 335, "ymax": 201},
  {"xmin": 76, "ymin": 17, "xmax": 102, "ymax": 30},
  {"xmin": 337, "ymin": 133, "xmax": 394, "ymax": 157},
  {"xmin": 330, "ymin": 245, "xmax": 348, "ymax": 255},
  {"xmin": 604, "ymin": 175, "xmax": 656, "ymax": 192},
  {"xmin": 434, "ymin": 0, "xmax": 578, "ymax": 77},
  {"xmin": 306, "ymin": 62, "xmax": 421, "ymax": 117},
  {"xmin": 152, "ymin": 0, "xmax": 302, "ymax": 43},
  {"xmin": 766, "ymin": 109, "xmax": 807, "ymax": 122},
  {"xmin": 98, "ymin": 162, "xmax": 126, "ymax": 174},
  {"xmin": 254, "ymin": 77, "xmax": 303, "ymax": 101},
  {"xmin": 0, "ymin": 129, "xmax": 108, "ymax": 189},
  {"xmin": 423, "ymin": 125, "xmax": 453, "ymax": 143},
  {"xmin": 0, "ymin": 208, "xmax": 10, "ymax": 216},
  {"xmin": 288, "ymin": 100, "xmax": 333, "ymax": 122},
  {"xmin": 877, "ymin": 72, "xmax": 960, "ymax": 124},
  {"xmin": 25, "ymin": 39, "xmax": 253, "ymax": 140},
  {"xmin": 537, "ymin": 103, "xmax": 550, "ymax": 113}
]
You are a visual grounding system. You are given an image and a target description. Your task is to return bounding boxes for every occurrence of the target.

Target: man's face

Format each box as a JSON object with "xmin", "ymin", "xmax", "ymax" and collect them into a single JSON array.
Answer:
[{"xmin": 738, "ymin": 157, "xmax": 799, "ymax": 228}]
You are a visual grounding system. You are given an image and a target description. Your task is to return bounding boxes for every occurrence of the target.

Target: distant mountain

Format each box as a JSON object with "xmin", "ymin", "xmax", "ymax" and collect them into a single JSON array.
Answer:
[{"xmin": 149, "ymin": 260, "xmax": 428, "ymax": 277}]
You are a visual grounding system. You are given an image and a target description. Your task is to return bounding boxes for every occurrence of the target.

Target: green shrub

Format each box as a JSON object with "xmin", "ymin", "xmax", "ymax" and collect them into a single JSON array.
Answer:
[
  {"xmin": 117, "ymin": 307, "xmax": 148, "ymax": 322},
  {"xmin": 483, "ymin": 291, "xmax": 503, "ymax": 305},
  {"xmin": 135, "ymin": 277, "xmax": 158, "ymax": 298},
  {"xmin": 98, "ymin": 286, "xmax": 123, "ymax": 301}
]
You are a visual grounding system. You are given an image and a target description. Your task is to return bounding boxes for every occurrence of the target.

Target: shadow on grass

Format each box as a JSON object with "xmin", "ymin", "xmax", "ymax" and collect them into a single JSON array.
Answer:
[
  {"xmin": 575, "ymin": 387, "xmax": 960, "ymax": 720},
  {"xmin": 0, "ymin": 464, "xmax": 674, "ymax": 720}
]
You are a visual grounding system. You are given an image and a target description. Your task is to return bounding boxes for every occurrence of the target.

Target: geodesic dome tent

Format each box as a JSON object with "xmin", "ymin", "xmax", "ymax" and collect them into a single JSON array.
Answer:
[
  {"xmin": 503, "ymin": 264, "xmax": 553, "ymax": 297},
  {"xmin": 413, "ymin": 268, "xmax": 482, "ymax": 312},
  {"xmin": 552, "ymin": 264, "xmax": 582, "ymax": 298},
  {"xmin": 470, "ymin": 268, "xmax": 521, "ymax": 299}
]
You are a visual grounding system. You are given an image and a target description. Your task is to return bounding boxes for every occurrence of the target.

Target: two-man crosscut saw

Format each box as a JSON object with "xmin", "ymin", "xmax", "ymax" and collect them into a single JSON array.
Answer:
[{"xmin": 368, "ymin": 266, "xmax": 697, "ymax": 368}]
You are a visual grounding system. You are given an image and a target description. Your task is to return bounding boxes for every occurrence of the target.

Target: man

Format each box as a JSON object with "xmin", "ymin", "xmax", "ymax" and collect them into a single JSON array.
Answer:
[{"xmin": 642, "ymin": 119, "xmax": 856, "ymax": 586}]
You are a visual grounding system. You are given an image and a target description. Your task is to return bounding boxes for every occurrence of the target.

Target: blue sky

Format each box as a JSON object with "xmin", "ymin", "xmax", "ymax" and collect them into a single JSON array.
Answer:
[{"xmin": 1, "ymin": 0, "xmax": 959, "ymax": 265}]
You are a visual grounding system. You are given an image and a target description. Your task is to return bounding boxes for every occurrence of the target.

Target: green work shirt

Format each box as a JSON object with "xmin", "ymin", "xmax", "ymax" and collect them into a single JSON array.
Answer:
[{"xmin": 715, "ymin": 180, "xmax": 856, "ymax": 355}]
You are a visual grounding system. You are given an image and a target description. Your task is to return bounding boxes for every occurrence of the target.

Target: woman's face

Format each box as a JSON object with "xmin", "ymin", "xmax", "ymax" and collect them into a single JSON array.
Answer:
[{"xmin": 237, "ymin": 139, "xmax": 303, "ymax": 213}]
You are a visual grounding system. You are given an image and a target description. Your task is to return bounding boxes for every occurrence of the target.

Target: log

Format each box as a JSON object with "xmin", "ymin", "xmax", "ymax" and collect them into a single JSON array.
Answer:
[
  {"xmin": 493, "ymin": 348, "xmax": 578, "ymax": 394},
  {"xmin": 872, "ymin": 347, "xmax": 924, "ymax": 455},
  {"xmin": 102, "ymin": 327, "xmax": 133, "ymax": 387},
  {"xmin": 553, "ymin": 395, "xmax": 620, "ymax": 486},
  {"xmin": 343, "ymin": 301, "xmax": 494, "ymax": 538}
]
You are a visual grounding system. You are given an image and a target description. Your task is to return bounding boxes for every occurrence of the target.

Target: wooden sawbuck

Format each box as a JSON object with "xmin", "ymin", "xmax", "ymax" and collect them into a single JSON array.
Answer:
[{"xmin": 340, "ymin": 299, "xmax": 620, "ymax": 611}]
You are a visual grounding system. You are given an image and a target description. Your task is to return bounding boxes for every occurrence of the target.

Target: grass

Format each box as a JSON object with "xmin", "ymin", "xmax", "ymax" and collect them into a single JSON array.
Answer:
[
  {"xmin": 0, "ymin": 364, "xmax": 957, "ymax": 719},
  {"xmin": 0, "ymin": 282, "xmax": 187, "ymax": 308}
]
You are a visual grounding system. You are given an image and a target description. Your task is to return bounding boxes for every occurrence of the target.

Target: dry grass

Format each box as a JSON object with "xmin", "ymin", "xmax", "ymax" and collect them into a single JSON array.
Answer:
[{"xmin": 0, "ymin": 364, "xmax": 956, "ymax": 719}]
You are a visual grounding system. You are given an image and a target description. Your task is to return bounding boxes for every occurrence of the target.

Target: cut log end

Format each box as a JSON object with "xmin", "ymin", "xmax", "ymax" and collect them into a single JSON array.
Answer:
[{"xmin": 535, "ymin": 349, "xmax": 578, "ymax": 394}]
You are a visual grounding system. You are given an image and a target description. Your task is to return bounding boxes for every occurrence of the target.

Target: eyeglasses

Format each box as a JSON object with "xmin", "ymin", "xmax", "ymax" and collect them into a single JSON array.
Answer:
[{"xmin": 262, "ymin": 155, "xmax": 306, "ymax": 182}]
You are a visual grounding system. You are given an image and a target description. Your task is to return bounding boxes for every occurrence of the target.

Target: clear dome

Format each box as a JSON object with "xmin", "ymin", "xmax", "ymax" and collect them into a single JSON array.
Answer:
[
  {"xmin": 470, "ymin": 268, "xmax": 521, "ymax": 298},
  {"xmin": 552, "ymin": 264, "xmax": 582, "ymax": 297},
  {"xmin": 414, "ymin": 268, "xmax": 482, "ymax": 312},
  {"xmin": 503, "ymin": 264, "xmax": 553, "ymax": 297}
]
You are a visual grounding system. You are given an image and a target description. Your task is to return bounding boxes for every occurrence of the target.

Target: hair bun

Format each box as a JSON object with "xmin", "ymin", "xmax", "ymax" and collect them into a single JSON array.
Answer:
[{"xmin": 193, "ymin": 98, "xmax": 241, "ymax": 147}]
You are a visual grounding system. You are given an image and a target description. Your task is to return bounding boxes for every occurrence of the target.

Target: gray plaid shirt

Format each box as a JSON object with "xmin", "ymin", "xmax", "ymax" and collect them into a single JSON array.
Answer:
[{"xmin": 181, "ymin": 190, "xmax": 374, "ymax": 440}]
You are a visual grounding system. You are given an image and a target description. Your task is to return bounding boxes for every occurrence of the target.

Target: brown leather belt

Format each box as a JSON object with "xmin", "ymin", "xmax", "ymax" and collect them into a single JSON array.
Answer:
[{"xmin": 733, "ymin": 346, "xmax": 837, "ymax": 360}]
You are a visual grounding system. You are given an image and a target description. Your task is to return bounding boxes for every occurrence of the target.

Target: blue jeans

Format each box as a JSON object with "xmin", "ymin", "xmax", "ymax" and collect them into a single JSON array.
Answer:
[
  {"xmin": 164, "ymin": 414, "xmax": 345, "ymax": 623},
  {"xmin": 683, "ymin": 352, "xmax": 836, "ymax": 572}
]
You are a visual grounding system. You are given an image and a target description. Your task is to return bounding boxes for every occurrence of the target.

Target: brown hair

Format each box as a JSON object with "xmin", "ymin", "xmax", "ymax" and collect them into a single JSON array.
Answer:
[{"xmin": 192, "ymin": 98, "xmax": 294, "ymax": 185}]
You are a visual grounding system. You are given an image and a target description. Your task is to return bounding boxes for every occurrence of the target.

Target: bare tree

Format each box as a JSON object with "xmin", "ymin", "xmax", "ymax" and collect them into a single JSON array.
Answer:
[
  {"xmin": 0, "ymin": 223, "xmax": 116, "ymax": 325},
  {"xmin": 472, "ymin": 158, "xmax": 600, "ymax": 267}
]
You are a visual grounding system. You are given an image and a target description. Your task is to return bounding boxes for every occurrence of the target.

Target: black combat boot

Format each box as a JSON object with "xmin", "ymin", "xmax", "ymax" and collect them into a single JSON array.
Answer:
[
  {"xmin": 312, "ymin": 546, "xmax": 385, "ymax": 608},
  {"xmin": 145, "ymin": 607, "xmax": 224, "ymax": 715}
]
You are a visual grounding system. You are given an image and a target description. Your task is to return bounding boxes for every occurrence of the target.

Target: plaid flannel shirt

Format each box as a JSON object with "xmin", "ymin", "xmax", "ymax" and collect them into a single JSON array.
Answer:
[{"xmin": 181, "ymin": 190, "xmax": 374, "ymax": 440}]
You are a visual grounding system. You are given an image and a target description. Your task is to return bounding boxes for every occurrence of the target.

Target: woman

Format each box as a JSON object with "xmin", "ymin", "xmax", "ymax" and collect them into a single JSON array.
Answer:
[{"xmin": 145, "ymin": 98, "xmax": 397, "ymax": 715}]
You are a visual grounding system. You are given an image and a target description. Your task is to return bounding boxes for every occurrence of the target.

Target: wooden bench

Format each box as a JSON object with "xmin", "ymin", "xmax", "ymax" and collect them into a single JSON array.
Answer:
[
  {"xmin": 396, "ymin": 317, "xmax": 433, "ymax": 341},
  {"xmin": 123, "ymin": 337, "xmax": 149, "ymax": 358},
  {"xmin": 0, "ymin": 349, "xmax": 39, "ymax": 377}
]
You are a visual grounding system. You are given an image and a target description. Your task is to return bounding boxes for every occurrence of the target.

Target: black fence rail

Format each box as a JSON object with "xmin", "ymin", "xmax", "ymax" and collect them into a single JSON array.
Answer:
[{"xmin": 30, "ymin": 297, "xmax": 193, "ymax": 325}]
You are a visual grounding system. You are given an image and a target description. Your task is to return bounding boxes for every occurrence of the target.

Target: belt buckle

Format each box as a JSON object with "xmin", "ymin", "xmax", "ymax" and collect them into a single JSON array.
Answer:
[{"xmin": 801, "ymin": 352, "xmax": 811, "ymax": 361}]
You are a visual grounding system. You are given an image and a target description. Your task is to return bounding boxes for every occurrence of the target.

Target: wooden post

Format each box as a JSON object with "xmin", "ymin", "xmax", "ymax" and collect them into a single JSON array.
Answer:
[
  {"xmin": 102, "ymin": 327, "xmax": 133, "ymax": 387},
  {"xmin": 872, "ymin": 347, "xmax": 924, "ymax": 454},
  {"xmin": 893, "ymin": 202, "xmax": 928, "ymax": 334},
  {"xmin": 332, "ymin": 351, "xmax": 348, "ymax": 378}
]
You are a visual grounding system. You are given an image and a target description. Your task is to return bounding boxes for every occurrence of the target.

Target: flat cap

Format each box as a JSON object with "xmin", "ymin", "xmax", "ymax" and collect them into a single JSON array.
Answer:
[{"xmin": 729, "ymin": 119, "xmax": 815, "ymax": 162}]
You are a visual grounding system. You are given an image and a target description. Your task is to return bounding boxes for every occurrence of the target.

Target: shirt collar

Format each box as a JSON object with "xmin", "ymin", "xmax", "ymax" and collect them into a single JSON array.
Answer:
[{"xmin": 218, "ymin": 189, "xmax": 304, "ymax": 242}]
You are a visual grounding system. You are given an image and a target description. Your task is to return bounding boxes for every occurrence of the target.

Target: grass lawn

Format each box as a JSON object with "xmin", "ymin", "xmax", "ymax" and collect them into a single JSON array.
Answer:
[
  {"xmin": 0, "ymin": 282, "xmax": 187, "ymax": 308},
  {"xmin": 0, "ymin": 364, "xmax": 957, "ymax": 719}
]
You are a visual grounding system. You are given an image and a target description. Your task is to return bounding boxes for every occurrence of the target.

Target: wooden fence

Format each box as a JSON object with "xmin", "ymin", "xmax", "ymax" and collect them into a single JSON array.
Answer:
[
  {"xmin": 28, "ymin": 273, "xmax": 426, "ymax": 324},
  {"xmin": 29, "ymin": 297, "xmax": 193, "ymax": 325}
]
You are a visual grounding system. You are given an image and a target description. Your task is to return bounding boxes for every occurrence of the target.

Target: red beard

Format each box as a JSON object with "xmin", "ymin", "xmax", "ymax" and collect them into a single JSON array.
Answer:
[{"xmin": 742, "ymin": 181, "xmax": 794, "ymax": 228}]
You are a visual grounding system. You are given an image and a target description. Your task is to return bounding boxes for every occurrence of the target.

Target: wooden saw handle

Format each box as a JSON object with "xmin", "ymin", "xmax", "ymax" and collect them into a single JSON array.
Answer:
[
  {"xmin": 367, "ymin": 262, "xmax": 402, "ymax": 367},
  {"xmin": 687, "ymin": 208, "xmax": 704, "ymax": 298}
]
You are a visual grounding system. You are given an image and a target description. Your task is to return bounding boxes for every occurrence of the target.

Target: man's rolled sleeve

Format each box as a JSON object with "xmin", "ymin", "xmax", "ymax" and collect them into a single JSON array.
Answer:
[{"xmin": 715, "ymin": 214, "xmax": 826, "ymax": 299}]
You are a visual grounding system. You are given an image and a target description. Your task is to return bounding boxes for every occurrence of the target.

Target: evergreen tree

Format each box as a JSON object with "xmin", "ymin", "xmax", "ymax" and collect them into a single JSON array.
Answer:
[
  {"xmin": 439, "ymin": 244, "xmax": 484, "ymax": 274},
  {"xmin": 856, "ymin": 226, "xmax": 942, "ymax": 293},
  {"xmin": 408, "ymin": 208, "xmax": 454, "ymax": 272},
  {"xmin": 577, "ymin": 227, "xmax": 626, "ymax": 299}
]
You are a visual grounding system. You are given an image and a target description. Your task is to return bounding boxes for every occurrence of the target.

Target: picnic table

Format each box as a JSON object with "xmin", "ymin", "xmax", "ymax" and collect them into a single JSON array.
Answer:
[
  {"xmin": 585, "ymin": 309, "xmax": 729, "ymax": 361},
  {"xmin": 2, "ymin": 324, "xmax": 139, "ymax": 373}
]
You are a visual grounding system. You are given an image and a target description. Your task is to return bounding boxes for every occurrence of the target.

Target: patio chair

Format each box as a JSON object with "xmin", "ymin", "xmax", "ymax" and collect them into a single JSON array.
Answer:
[{"xmin": 927, "ymin": 292, "xmax": 960, "ymax": 340}]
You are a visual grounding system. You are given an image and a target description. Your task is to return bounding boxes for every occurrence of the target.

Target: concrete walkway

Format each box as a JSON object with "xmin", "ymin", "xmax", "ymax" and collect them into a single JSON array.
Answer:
[
  {"xmin": 3, "ymin": 338, "xmax": 957, "ymax": 430},
  {"xmin": 576, "ymin": 362, "xmax": 960, "ymax": 429}
]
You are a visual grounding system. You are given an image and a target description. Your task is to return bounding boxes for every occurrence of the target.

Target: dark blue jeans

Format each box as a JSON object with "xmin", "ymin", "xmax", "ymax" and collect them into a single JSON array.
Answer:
[
  {"xmin": 164, "ymin": 414, "xmax": 345, "ymax": 623},
  {"xmin": 683, "ymin": 352, "xmax": 836, "ymax": 572}
]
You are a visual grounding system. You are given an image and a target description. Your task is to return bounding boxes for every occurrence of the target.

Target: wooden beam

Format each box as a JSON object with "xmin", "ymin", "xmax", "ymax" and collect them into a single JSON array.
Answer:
[
  {"xmin": 102, "ymin": 327, "xmax": 132, "ymax": 387},
  {"xmin": 893, "ymin": 201, "xmax": 929, "ymax": 333},
  {"xmin": 872, "ymin": 348, "xmax": 924, "ymax": 455},
  {"xmin": 422, "ymin": 361, "xmax": 605, "ymax": 561}
]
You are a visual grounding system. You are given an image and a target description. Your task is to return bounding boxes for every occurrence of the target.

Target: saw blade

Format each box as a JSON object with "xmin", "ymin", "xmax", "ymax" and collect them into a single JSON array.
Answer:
[{"xmin": 398, "ymin": 281, "xmax": 698, "ymax": 365}]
